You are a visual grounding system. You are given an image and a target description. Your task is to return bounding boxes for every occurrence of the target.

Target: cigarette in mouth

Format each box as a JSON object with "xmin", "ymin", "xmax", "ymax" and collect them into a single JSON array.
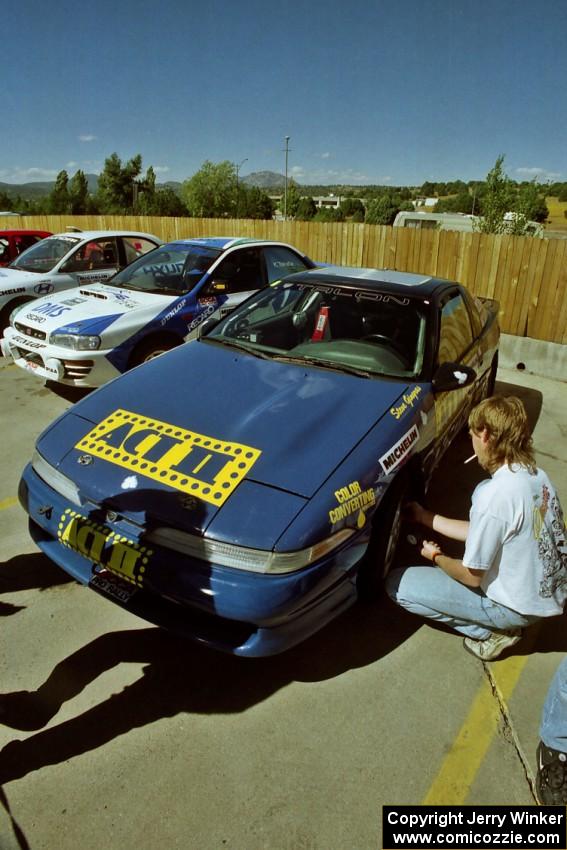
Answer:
[{"xmin": 464, "ymin": 454, "xmax": 476, "ymax": 464}]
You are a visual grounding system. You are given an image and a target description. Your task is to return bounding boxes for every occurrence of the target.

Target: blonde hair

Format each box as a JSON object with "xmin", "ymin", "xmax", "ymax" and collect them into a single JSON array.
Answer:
[{"xmin": 468, "ymin": 395, "xmax": 536, "ymax": 473}]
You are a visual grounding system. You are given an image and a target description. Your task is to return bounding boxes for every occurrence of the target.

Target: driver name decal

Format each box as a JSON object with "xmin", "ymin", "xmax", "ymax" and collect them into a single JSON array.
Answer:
[
  {"xmin": 390, "ymin": 385, "xmax": 422, "ymax": 419},
  {"xmin": 75, "ymin": 409, "xmax": 262, "ymax": 506},
  {"xmin": 379, "ymin": 425, "xmax": 419, "ymax": 473}
]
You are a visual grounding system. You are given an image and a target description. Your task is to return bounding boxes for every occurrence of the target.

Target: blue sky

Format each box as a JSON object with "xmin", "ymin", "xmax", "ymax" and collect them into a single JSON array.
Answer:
[{"xmin": 3, "ymin": 0, "xmax": 566, "ymax": 187}]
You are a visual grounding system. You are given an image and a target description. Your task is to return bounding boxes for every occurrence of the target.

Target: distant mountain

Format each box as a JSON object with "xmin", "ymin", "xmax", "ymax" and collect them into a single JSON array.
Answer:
[
  {"xmin": 0, "ymin": 173, "xmax": 100, "ymax": 200},
  {"xmin": 242, "ymin": 171, "xmax": 291, "ymax": 189}
]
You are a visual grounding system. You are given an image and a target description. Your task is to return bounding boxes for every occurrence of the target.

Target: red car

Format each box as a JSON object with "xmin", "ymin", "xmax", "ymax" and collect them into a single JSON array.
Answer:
[{"xmin": 0, "ymin": 230, "xmax": 52, "ymax": 266}]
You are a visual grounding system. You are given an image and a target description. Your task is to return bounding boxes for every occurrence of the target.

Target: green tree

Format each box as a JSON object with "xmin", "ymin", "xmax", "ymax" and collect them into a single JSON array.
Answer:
[
  {"xmin": 240, "ymin": 186, "xmax": 274, "ymax": 220},
  {"xmin": 96, "ymin": 153, "xmax": 143, "ymax": 213},
  {"xmin": 181, "ymin": 160, "xmax": 236, "ymax": 217},
  {"xmin": 340, "ymin": 198, "xmax": 365, "ymax": 218},
  {"xmin": 0, "ymin": 191, "xmax": 14, "ymax": 211},
  {"xmin": 69, "ymin": 170, "xmax": 90, "ymax": 214},
  {"xmin": 365, "ymin": 193, "xmax": 401, "ymax": 225},
  {"xmin": 436, "ymin": 191, "xmax": 475, "ymax": 214},
  {"xmin": 313, "ymin": 206, "xmax": 345, "ymax": 222},
  {"xmin": 283, "ymin": 180, "xmax": 301, "ymax": 219},
  {"xmin": 476, "ymin": 155, "xmax": 515, "ymax": 234},
  {"xmin": 48, "ymin": 170, "xmax": 70, "ymax": 214},
  {"xmin": 295, "ymin": 196, "xmax": 317, "ymax": 220}
]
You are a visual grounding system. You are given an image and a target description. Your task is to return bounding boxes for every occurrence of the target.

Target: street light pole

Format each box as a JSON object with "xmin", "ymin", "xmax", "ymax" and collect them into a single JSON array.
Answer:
[
  {"xmin": 283, "ymin": 136, "xmax": 290, "ymax": 220},
  {"xmin": 235, "ymin": 157, "xmax": 248, "ymax": 219}
]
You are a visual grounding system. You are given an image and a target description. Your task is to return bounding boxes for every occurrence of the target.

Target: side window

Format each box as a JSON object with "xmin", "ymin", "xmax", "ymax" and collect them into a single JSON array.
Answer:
[
  {"xmin": 0, "ymin": 237, "xmax": 9, "ymax": 263},
  {"xmin": 122, "ymin": 236, "xmax": 159, "ymax": 266},
  {"xmin": 212, "ymin": 248, "xmax": 264, "ymax": 293},
  {"xmin": 18, "ymin": 235, "xmax": 44, "ymax": 253},
  {"xmin": 438, "ymin": 293, "xmax": 474, "ymax": 364},
  {"xmin": 263, "ymin": 246, "xmax": 309, "ymax": 283},
  {"xmin": 64, "ymin": 239, "xmax": 119, "ymax": 272}
]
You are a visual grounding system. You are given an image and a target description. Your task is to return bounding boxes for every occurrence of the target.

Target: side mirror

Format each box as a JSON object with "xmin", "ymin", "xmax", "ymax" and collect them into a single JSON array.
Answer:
[
  {"xmin": 199, "ymin": 316, "xmax": 221, "ymax": 337},
  {"xmin": 432, "ymin": 362, "xmax": 476, "ymax": 392}
]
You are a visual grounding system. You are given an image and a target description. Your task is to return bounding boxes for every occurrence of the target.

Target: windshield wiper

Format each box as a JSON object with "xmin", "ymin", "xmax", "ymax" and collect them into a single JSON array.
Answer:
[
  {"xmin": 203, "ymin": 337, "xmax": 272, "ymax": 359},
  {"xmin": 272, "ymin": 354, "xmax": 370, "ymax": 378}
]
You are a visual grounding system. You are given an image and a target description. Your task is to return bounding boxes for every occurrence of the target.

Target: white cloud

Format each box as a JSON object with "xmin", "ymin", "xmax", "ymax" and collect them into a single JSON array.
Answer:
[
  {"xmin": 290, "ymin": 165, "xmax": 372, "ymax": 185},
  {"xmin": 153, "ymin": 165, "xmax": 170, "ymax": 175},
  {"xmin": 321, "ymin": 152, "xmax": 331, "ymax": 159},
  {"xmin": 78, "ymin": 134, "xmax": 97, "ymax": 142},
  {"xmin": 66, "ymin": 161, "xmax": 79, "ymax": 169},
  {"xmin": 515, "ymin": 167, "xmax": 562, "ymax": 181},
  {"xmin": 0, "ymin": 167, "xmax": 59, "ymax": 183}
]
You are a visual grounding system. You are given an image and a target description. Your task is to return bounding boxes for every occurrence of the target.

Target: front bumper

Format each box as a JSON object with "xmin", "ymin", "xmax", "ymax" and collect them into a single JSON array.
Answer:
[
  {"xmin": 20, "ymin": 463, "xmax": 363, "ymax": 656},
  {"xmin": 2, "ymin": 328, "xmax": 121, "ymax": 386}
]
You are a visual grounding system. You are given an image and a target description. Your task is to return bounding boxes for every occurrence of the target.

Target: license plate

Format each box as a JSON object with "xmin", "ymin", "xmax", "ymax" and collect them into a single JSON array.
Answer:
[{"xmin": 90, "ymin": 571, "xmax": 137, "ymax": 603}]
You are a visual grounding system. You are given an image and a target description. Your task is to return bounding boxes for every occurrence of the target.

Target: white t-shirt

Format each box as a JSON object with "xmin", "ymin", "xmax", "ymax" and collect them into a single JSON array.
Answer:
[{"xmin": 463, "ymin": 464, "xmax": 567, "ymax": 616}]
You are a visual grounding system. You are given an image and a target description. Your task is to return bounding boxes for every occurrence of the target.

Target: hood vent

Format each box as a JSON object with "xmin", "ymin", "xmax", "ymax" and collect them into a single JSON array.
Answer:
[{"xmin": 78, "ymin": 288, "xmax": 109, "ymax": 299}]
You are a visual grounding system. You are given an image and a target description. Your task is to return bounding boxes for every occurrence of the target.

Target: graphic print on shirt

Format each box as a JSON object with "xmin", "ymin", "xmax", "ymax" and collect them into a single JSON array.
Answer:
[{"xmin": 533, "ymin": 485, "xmax": 567, "ymax": 599}]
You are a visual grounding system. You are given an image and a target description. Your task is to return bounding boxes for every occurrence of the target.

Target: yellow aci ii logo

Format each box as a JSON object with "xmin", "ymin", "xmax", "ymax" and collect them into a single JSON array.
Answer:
[
  {"xmin": 58, "ymin": 509, "xmax": 151, "ymax": 586},
  {"xmin": 75, "ymin": 409, "xmax": 262, "ymax": 506}
]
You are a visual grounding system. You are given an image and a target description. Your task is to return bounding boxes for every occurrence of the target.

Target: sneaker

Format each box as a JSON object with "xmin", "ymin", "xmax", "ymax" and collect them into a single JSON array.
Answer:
[
  {"xmin": 463, "ymin": 629, "xmax": 522, "ymax": 661},
  {"xmin": 537, "ymin": 741, "xmax": 567, "ymax": 805}
]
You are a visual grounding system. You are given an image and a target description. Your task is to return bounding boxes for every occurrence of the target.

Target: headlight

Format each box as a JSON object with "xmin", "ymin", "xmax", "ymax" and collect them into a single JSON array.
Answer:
[
  {"xmin": 145, "ymin": 526, "xmax": 355, "ymax": 574},
  {"xmin": 31, "ymin": 450, "xmax": 81, "ymax": 505},
  {"xmin": 49, "ymin": 333, "xmax": 101, "ymax": 351}
]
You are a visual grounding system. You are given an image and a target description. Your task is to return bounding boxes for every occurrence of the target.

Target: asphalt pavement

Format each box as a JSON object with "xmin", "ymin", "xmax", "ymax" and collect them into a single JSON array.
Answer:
[{"xmin": 0, "ymin": 355, "xmax": 566, "ymax": 850}]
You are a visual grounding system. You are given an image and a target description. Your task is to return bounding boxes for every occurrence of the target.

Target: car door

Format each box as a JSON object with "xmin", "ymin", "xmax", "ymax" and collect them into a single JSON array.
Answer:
[
  {"xmin": 58, "ymin": 237, "xmax": 121, "ymax": 287},
  {"xmin": 434, "ymin": 289, "xmax": 481, "ymax": 444},
  {"xmin": 203, "ymin": 247, "xmax": 267, "ymax": 319}
]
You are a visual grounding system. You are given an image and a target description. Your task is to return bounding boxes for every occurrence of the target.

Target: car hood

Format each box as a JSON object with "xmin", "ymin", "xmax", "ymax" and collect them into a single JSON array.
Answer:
[
  {"xmin": 38, "ymin": 340, "xmax": 417, "ymax": 533},
  {"xmin": 14, "ymin": 284, "xmax": 171, "ymax": 336},
  {"xmin": 0, "ymin": 267, "xmax": 43, "ymax": 289}
]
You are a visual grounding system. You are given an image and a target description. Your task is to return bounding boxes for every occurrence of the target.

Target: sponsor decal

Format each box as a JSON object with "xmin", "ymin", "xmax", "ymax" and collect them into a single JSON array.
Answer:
[
  {"xmin": 12, "ymin": 334, "xmax": 45, "ymax": 350},
  {"xmin": 390, "ymin": 385, "xmax": 422, "ymax": 420},
  {"xmin": 329, "ymin": 480, "xmax": 376, "ymax": 528},
  {"xmin": 30, "ymin": 301, "xmax": 72, "ymax": 319},
  {"xmin": 34, "ymin": 282, "xmax": 54, "ymax": 295},
  {"xmin": 75, "ymin": 409, "xmax": 262, "ymax": 506},
  {"xmin": 379, "ymin": 425, "xmax": 419, "ymax": 473},
  {"xmin": 58, "ymin": 509, "xmax": 152, "ymax": 586},
  {"xmin": 2, "ymin": 287, "xmax": 25, "ymax": 296},
  {"xmin": 160, "ymin": 297, "xmax": 188, "ymax": 327},
  {"xmin": 187, "ymin": 302, "xmax": 216, "ymax": 332}
]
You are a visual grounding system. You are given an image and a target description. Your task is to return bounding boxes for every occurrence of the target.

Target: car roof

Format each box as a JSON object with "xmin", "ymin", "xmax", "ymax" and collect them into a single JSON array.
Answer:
[
  {"xmin": 284, "ymin": 265, "xmax": 457, "ymax": 297},
  {"xmin": 49, "ymin": 230, "xmax": 161, "ymax": 241},
  {"xmin": 0, "ymin": 229, "xmax": 52, "ymax": 236},
  {"xmin": 164, "ymin": 237, "xmax": 301, "ymax": 252}
]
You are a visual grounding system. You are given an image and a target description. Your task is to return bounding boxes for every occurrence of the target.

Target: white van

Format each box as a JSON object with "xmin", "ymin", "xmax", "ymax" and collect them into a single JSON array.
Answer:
[{"xmin": 393, "ymin": 210, "xmax": 543, "ymax": 236}]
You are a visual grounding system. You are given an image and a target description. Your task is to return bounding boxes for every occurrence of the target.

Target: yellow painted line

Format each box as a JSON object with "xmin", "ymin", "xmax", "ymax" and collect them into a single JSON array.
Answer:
[
  {"xmin": 0, "ymin": 496, "xmax": 18, "ymax": 511},
  {"xmin": 422, "ymin": 629, "xmax": 539, "ymax": 805}
]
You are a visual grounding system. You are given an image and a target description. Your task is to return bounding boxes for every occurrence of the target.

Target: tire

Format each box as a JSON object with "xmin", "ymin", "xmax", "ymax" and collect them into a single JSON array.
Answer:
[
  {"xmin": 486, "ymin": 352, "xmax": 499, "ymax": 397},
  {"xmin": 356, "ymin": 480, "xmax": 406, "ymax": 601},
  {"xmin": 130, "ymin": 336, "xmax": 179, "ymax": 368},
  {"xmin": 0, "ymin": 296, "xmax": 34, "ymax": 337}
]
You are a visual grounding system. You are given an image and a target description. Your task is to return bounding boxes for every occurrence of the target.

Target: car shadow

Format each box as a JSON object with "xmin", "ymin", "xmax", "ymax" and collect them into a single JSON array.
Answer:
[
  {"xmin": 45, "ymin": 380, "xmax": 92, "ymax": 403},
  {"xmin": 0, "ymin": 553, "xmax": 74, "ymax": 619}
]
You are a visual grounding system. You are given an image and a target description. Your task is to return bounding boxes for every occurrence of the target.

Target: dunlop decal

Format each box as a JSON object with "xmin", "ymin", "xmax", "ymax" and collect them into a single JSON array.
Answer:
[
  {"xmin": 75, "ymin": 409, "xmax": 262, "ymax": 506},
  {"xmin": 58, "ymin": 509, "xmax": 152, "ymax": 586},
  {"xmin": 329, "ymin": 480, "xmax": 376, "ymax": 529}
]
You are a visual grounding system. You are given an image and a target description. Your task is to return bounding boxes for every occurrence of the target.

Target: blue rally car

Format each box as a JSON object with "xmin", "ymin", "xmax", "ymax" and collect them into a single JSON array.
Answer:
[{"xmin": 20, "ymin": 267, "xmax": 500, "ymax": 656}]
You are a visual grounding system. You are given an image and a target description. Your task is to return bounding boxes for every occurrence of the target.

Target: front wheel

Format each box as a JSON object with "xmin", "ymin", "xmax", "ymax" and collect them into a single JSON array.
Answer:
[
  {"xmin": 130, "ymin": 336, "xmax": 180, "ymax": 368},
  {"xmin": 356, "ymin": 482, "xmax": 406, "ymax": 601},
  {"xmin": 0, "ymin": 296, "xmax": 34, "ymax": 338}
]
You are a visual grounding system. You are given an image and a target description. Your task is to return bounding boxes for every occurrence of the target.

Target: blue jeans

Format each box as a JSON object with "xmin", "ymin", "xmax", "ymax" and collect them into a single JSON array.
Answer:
[
  {"xmin": 386, "ymin": 565, "xmax": 540, "ymax": 639},
  {"xmin": 540, "ymin": 657, "xmax": 567, "ymax": 751}
]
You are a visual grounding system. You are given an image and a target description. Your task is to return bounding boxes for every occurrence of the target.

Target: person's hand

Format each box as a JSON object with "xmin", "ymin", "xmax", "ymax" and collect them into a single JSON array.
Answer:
[
  {"xmin": 421, "ymin": 539, "xmax": 442, "ymax": 563},
  {"xmin": 404, "ymin": 501, "xmax": 426, "ymax": 524}
]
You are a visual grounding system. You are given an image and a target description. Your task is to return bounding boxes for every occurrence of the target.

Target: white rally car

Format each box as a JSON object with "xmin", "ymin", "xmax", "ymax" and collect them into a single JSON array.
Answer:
[
  {"xmin": 1, "ymin": 237, "xmax": 316, "ymax": 387},
  {"xmin": 0, "ymin": 230, "xmax": 161, "ymax": 334}
]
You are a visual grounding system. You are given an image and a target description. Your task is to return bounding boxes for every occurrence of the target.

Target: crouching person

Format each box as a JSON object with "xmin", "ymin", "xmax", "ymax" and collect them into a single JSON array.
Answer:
[{"xmin": 386, "ymin": 395, "xmax": 567, "ymax": 661}]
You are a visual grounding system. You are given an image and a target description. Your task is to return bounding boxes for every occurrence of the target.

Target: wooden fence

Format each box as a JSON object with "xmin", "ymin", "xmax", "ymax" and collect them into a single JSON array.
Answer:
[{"xmin": 4, "ymin": 215, "xmax": 566, "ymax": 344}]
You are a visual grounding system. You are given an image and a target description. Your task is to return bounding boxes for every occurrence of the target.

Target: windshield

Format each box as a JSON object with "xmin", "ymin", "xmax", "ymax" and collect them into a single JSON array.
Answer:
[
  {"xmin": 107, "ymin": 244, "xmax": 221, "ymax": 295},
  {"xmin": 204, "ymin": 281, "xmax": 427, "ymax": 379},
  {"xmin": 10, "ymin": 236, "xmax": 81, "ymax": 273}
]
